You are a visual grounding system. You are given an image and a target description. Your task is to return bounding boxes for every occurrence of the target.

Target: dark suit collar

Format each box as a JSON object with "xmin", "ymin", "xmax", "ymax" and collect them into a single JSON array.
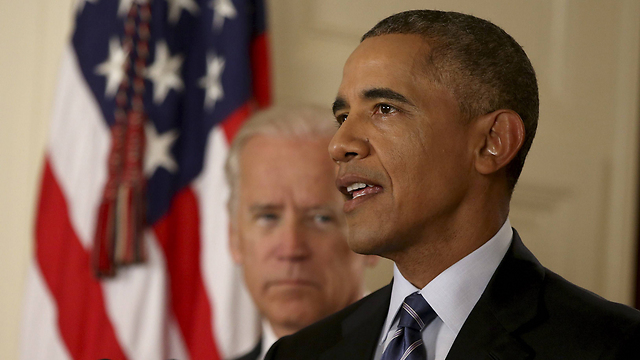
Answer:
[
  {"xmin": 446, "ymin": 229, "xmax": 545, "ymax": 360},
  {"xmin": 318, "ymin": 284, "xmax": 392, "ymax": 360},
  {"xmin": 233, "ymin": 337, "xmax": 262, "ymax": 360},
  {"xmin": 488, "ymin": 230, "xmax": 545, "ymax": 332}
]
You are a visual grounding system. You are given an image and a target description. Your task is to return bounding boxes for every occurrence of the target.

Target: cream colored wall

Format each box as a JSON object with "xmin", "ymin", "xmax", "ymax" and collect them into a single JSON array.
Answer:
[
  {"xmin": 0, "ymin": 0, "xmax": 75, "ymax": 358},
  {"xmin": 1, "ymin": 1, "xmax": 639, "ymax": 359}
]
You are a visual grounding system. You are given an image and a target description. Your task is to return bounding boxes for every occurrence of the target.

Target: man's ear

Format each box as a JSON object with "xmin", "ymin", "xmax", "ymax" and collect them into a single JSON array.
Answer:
[
  {"xmin": 228, "ymin": 221, "xmax": 243, "ymax": 264},
  {"xmin": 474, "ymin": 109, "xmax": 525, "ymax": 175}
]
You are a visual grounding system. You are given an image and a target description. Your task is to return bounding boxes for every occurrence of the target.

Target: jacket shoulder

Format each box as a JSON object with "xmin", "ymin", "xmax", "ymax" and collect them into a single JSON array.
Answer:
[
  {"xmin": 521, "ymin": 267, "xmax": 640, "ymax": 358},
  {"xmin": 477, "ymin": 231, "xmax": 640, "ymax": 359},
  {"xmin": 543, "ymin": 268, "xmax": 640, "ymax": 331},
  {"xmin": 543, "ymin": 269, "xmax": 640, "ymax": 322}
]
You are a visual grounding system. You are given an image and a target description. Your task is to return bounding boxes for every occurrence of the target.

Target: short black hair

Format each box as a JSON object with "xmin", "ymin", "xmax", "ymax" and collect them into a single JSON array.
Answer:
[{"xmin": 362, "ymin": 10, "xmax": 539, "ymax": 190}]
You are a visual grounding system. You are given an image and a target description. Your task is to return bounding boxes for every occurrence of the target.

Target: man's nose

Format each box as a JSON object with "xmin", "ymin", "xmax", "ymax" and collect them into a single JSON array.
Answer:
[
  {"xmin": 328, "ymin": 114, "xmax": 370, "ymax": 164},
  {"xmin": 276, "ymin": 219, "xmax": 311, "ymax": 261}
]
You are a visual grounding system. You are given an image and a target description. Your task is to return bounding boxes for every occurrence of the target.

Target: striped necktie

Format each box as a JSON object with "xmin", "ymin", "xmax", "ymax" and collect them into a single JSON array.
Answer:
[{"xmin": 381, "ymin": 292, "xmax": 437, "ymax": 360}]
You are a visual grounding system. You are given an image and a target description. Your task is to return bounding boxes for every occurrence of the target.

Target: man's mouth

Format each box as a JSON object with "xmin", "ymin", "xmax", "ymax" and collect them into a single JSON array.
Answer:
[
  {"xmin": 336, "ymin": 175, "xmax": 384, "ymax": 212},
  {"xmin": 346, "ymin": 182, "xmax": 376, "ymax": 199},
  {"xmin": 342, "ymin": 180, "xmax": 383, "ymax": 204},
  {"xmin": 265, "ymin": 279, "xmax": 320, "ymax": 291}
]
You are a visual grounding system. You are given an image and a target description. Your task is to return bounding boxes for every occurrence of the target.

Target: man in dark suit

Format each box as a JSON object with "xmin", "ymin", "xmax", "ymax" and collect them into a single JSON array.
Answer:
[
  {"xmin": 226, "ymin": 106, "xmax": 377, "ymax": 360},
  {"xmin": 265, "ymin": 10, "xmax": 640, "ymax": 360}
]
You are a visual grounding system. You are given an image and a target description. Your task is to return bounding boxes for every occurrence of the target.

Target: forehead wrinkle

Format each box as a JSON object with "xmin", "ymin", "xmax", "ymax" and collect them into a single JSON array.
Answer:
[{"xmin": 303, "ymin": 203, "xmax": 339, "ymax": 212}]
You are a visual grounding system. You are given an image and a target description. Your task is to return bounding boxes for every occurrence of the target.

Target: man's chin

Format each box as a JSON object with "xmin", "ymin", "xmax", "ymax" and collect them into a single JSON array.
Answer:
[
  {"xmin": 262, "ymin": 287, "xmax": 321, "ymax": 312},
  {"xmin": 346, "ymin": 228, "xmax": 389, "ymax": 256},
  {"xmin": 266, "ymin": 302, "xmax": 327, "ymax": 332}
]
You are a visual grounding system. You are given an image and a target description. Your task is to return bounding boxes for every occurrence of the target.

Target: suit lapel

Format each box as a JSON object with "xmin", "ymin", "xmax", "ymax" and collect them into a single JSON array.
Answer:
[
  {"xmin": 318, "ymin": 284, "xmax": 392, "ymax": 360},
  {"xmin": 446, "ymin": 230, "xmax": 544, "ymax": 360}
]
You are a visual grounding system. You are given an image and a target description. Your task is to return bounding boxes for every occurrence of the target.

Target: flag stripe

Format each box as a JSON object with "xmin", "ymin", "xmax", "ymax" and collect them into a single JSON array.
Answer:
[
  {"xmin": 36, "ymin": 160, "xmax": 128, "ymax": 360},
  {"xmin": 20, "ymin": 263, "xmax": 71, "ymax": 360},
  {"xmin": 250, "ymin": 33, "xmax": 271, "ymax": 108},
  {"xmin": 48, "ymin": 46, "xmax": 110, "ymax": 251},
  {"xmin": 154, "ymin": 187, "xmax": 221, "ymax": 360},
  {"xmin": 166, "ymin": 313, "xmax": 190, "ymax": 360},
  {"xmin": 101, "ymin": 231, "xmax": 168, "ymax": 360},
  {"xmin": 222, "ymin": 102, "xmax": 252, "ymax": 142}
]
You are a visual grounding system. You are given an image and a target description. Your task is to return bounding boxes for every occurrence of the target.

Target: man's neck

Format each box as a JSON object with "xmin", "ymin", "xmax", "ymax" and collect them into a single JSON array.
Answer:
[{"xmin": 389, "ymin": 199, "xmax": 509, "ymax": 289}]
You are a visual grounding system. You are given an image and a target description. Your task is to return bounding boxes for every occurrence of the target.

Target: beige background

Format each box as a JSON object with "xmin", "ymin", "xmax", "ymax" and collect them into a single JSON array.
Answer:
[{"xmin": 1, "ymin": 0, "xmax": 639, "ymax": 359}]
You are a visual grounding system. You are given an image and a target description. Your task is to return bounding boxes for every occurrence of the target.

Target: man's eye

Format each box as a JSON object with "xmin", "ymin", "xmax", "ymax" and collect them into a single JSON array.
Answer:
[
  {"xmin": 313, "ymin": 214, "xmax": 333, "ymax": 224},
  {"xmin": 256, "ymin": 213, "xmax": 278, "ymax": 223},
  {"xmin": 335, "ymin": 113, "xmax": 348, "ymax": 125},
  {"xmin": 375, "ymin": 103, "xmax": 397, "ymax": 115}
]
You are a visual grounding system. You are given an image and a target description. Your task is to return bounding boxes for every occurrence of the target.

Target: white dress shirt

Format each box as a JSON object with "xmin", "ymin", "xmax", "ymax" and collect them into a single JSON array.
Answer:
[
  {"xmin": 258, "ymin": 320, "xmax": 278, "ymax": 360},
  {"xmin": 373, "ymin": 219, "xmax": 513, "ymax": 360}
]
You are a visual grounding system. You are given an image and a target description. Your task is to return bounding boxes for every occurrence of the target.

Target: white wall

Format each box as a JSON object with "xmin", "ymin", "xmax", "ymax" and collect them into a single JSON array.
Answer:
[{"xmin": 0, "ymin": 0, "xmax": 75, "ymax": 358}]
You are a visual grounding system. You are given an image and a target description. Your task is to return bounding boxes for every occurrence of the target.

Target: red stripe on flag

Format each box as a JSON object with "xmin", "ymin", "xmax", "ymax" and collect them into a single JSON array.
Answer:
[
  {"xmin": 153, "ymin": 188, "xmax": 221, "ymax": 360},
  {"xmin": 36, "ymin": 159, "xmax": 128, "ymax": 360},
  {"xmin": 221, "ymin": 102, "xmax": 251, "ymax": 142},
  {"xmin": 251, "ymin": 33, "xmax": 272, "ymax": 108}
]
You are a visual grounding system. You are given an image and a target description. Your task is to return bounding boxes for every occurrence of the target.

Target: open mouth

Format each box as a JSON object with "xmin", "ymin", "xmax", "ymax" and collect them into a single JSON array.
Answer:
[
  {"xmin": 343, "ymin": 182, "xmax": 383, "ymax": 201},
  {"xmin": 336, "ymin": 175, "xmax": 384, "ymax": 212},
  {"xmin": 346, "ymin": 182, "xmax": 375, "ymax": 199}
]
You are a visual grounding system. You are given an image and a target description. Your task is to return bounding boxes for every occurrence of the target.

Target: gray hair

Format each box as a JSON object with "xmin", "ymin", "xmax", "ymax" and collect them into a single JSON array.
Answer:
[{"xmin": 225, "ymin": 105, "xmax": 337, "ymax": 219}]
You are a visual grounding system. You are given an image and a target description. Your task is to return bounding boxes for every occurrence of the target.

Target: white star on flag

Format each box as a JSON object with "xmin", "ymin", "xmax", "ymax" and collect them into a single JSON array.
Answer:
[
  {"xmin": 167, "ymin": 0, "xmax": 200, "ymax": 24},
  {"xmin": 118, "ymin": 0, "xmax": 149, "ymax": 17},
  {"xmin": 94, "ymin": 37, "xmax": 129, "ymax": 98},
  {"xmin": 145, "ymin": 41, "xmax": 184, "ymax": 104},
  {"xmin": 144, "ymin": 122, "xmax": 179, "ymax": 176},
  {"xmin": 211, "ymin": 0, "xmax": 237, "ymax": 30},
  {"xmin": 199, "ymin": 53, "xmax": 225, "ymax": 110},
  {"xmin": 75, "ymin": 0, "xmax": 98, "ymax": 14}
]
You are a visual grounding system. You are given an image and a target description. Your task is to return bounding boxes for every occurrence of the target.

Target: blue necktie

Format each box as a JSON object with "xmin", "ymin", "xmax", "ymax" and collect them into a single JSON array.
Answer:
[{"xmin": 381, "ymin": 292, "xmax": 437, "ymax": 360}]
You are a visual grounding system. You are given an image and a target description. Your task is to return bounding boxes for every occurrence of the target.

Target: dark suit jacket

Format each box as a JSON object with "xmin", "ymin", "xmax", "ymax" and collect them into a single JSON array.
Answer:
[
  {"xmin": 265, "ymin": 230, "xmax": 640, "ymax": 359},
  {"xmin": 231, "ymin": 339, "xmax": 261, "ymax": 360}
]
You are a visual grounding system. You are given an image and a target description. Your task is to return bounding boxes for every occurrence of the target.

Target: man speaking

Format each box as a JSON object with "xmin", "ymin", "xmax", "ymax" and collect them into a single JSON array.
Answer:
[{"xmin": 265, "ymin": 10, "xmax": 640, "ymax": 360}]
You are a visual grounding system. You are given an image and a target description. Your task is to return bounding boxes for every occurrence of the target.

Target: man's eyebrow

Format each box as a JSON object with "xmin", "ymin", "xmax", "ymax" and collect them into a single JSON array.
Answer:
[
  {"xmin": 332, "ymin": 96, "xmax": 348, "ymax": 115},
  {"xmin": 362, "ymin": 88, "xmax": 414, "ymax": 107},
  {"xmin": 249, "ymin": 204, "xmax": 282, "ymax": 213}
]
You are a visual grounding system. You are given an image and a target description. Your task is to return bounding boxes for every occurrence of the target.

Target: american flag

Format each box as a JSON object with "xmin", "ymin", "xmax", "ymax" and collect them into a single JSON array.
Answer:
[{"xmin": 21, "ymin": 0, "xmax": 270, "ymax": 359}]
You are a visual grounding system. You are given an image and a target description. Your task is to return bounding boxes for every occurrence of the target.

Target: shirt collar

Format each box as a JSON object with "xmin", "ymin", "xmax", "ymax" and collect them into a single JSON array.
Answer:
[
  {"xmin": 380, "ymin": 218, "xmax": 513, "ymax": 344},
  {"xmin": 259, "ymin": 320, "xmax": 279, "ymax": 360}
]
